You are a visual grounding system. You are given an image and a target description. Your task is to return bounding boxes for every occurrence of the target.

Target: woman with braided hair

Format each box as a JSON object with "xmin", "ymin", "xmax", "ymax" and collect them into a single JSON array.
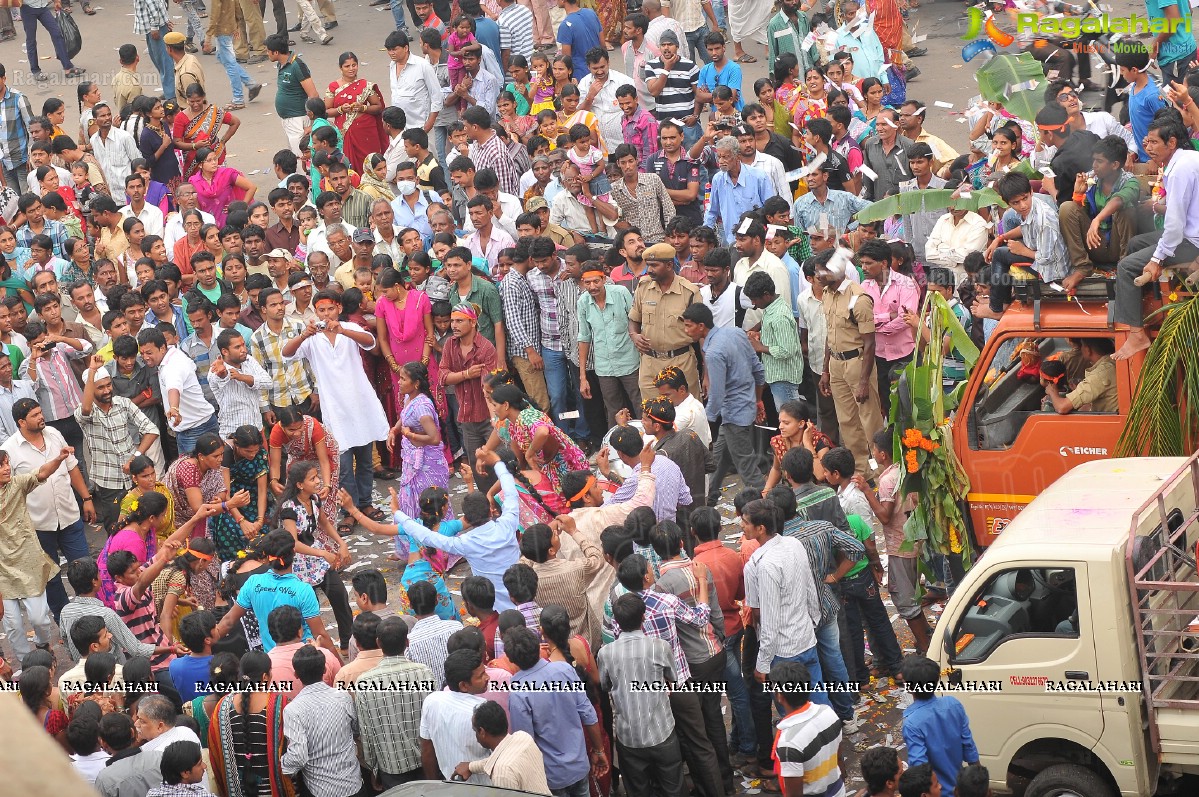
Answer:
[
  {"xmin": 469, "ymin": 447, "xmax": 567, "ymax": 528},
  {"xmin": 208, "ymin": 650, "xmax": 295, "ymax": 797},
  {"xmin": 491, "ymin": 384, "xmax": 588, "ymax": 494}
]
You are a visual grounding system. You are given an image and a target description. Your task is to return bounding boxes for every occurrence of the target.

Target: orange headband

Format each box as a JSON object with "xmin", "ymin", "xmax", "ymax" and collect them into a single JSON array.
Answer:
[
  {"xmin": 568, "ymin": 475, "xmax": 596, "ymax": 502},
  {"xmin": 1037, "ymin": 122, "xmax": 1069, "ymax": 133},
  {"xmin": 183, "ymin": 547, "xmax": 214, "ymax": 562},
  {"xmin": 451, "ymin": 305, "xmax": 478, "ymax": 321},
  {"xmin": 266, "ymin": 554, "xmax": 286, "ymax": 566},
  {"xmin": 1039, "ymin": 368, "xmax": 1065, "ymax": 386},
  {"xmin": 582, "ymin": 269, "xmax": 605, "ymax": 279},
  {"xmin": 646, "ymin": 412, "xmax": 674, "ymax": 427}
]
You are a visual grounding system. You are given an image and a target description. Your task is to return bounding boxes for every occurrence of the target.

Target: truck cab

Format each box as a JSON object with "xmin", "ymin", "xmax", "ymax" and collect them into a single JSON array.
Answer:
[
  {"xmin": 951, "ymin": 298, "xmax": 1144, "ymax": 548},
  {"xmin": 930, "ymin": 456, "xmax": 1199, "ymax": 797}
]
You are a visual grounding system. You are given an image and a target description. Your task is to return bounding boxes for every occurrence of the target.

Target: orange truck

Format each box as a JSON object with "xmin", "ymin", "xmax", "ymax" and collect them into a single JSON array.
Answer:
[{"xmin": 951, "ymin": 287, "xmax": 1171, "ymax": 549}]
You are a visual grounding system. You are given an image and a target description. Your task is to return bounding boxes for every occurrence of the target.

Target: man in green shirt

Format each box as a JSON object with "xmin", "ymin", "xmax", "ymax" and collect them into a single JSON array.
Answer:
[
  {"xmin": 442, "ymin": 245, "xmax": 507, "ymax": 360},
  {"xmin": 577, "ymin": 266, "xmax": 642, "ymax": 428},
  {"xmin": 1058, "ymin": 135, "xmax": 1139, "ymax": 292},
  {"xmin": 766, "ymin": 0, "xmax": 817, "ymax": 73},
  {"xmin": 266, "ymin": 34, "xmax": 319, "ymax": 156},
  {"xmin": 743, "ymin": 270, "xmax": 805, "ymax": 409}
]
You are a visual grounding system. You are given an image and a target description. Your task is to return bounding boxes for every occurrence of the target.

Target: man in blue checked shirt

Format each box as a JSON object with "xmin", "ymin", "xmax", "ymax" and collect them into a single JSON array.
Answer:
[{"xmin": 704, "ymin": 137, "xmax": 774, "ymax": 245}]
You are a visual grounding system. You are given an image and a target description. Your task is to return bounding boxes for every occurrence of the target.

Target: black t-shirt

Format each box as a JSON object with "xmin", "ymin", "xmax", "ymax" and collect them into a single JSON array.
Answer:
[
  {"xmin": 823, "ymin": 147, "xmax": 852, "ymax": 192},
  {"xmin": 1049, "ymin": 130, "xmax": 1101, "ymax": 205},
  {"xmin": 763, "ymin": 131, "xmax": 805, "ymax": 172}
]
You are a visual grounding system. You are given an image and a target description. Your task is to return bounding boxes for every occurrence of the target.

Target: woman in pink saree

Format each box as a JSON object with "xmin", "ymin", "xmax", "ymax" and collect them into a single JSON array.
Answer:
[
  {"xmin": 188, "ymin": 147, "xmax": 256, "ymax": 228},
  {"xmin": 376, "ymin": 266, "xmax": 441, "ymax": 416}
]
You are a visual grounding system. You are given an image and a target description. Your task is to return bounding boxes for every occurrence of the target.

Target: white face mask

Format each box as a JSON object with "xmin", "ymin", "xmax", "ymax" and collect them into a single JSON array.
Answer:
[{"xmin": 398, "ymin": 180, "xmax": 418, "ymax": 196}]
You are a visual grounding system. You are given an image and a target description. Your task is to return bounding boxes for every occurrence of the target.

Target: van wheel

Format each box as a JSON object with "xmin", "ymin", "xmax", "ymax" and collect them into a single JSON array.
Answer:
[{"xmin": 1026, "ymin": 765, "xmax": 1116, "ymax": 797}]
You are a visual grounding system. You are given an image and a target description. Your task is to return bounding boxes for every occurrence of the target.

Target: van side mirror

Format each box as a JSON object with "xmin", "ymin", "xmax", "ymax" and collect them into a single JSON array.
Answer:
[{"xmin": 943, "ymin": 629, "xmax": 956, "ymax": 661}]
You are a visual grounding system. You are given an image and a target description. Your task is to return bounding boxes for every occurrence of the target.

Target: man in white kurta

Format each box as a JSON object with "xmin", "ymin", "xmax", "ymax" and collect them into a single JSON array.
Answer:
[{"xmin": 282, "ymin": 294, "xmax": 390, "ymax": 515}]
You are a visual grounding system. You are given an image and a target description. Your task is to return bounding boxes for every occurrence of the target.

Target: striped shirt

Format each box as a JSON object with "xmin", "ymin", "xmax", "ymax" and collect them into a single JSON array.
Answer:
[
  {"xmin": 499, "ymin": 269, "xmax": 541, "ymax": 358},
  {"xmin": 773, "ymin": 702, "xmax": 846, "ymax": 797},
  {"xmin": 745, "ymin": 534, "xmax": 821, "ymax": 675},
  {"xmin": 353, "ymin": 655, "xmax": 435, "ymax": 776},
  {"xmin": 209, "ymin": 355, "xmax": 271, "ymax": 436},
  {"xmin": 493, "ymin": 600, "xmax": 542, "ymax": 659},
  {"xmin": 526, "ymin": 267, "xmax": 562, "ymax": 353},
  {"xmin": 644, "ymin": 56, "xmax": 700, "ymax": 122},
  {"xmin": 781, "ymin": 518, "xmax": 864, "ymax": 627},
  {"xmin": 407, "ymin": 615, "xmax": 463, "ymax": 690},
  {"xmin": 280, "ymin": 682, "xmax": 363, "ymax": 797},
  {"xmin": 60, "ymin": 597, "xmax": 157, "ymax": 663},
  {"xmin": 21, "ymin": 341, "xmax": 90, "ymax": 422},
  {"xmin": 597, "ymin": 629, "xmax": 677, "ymax": 748},
  {"xmin": 497, "ymin": 3, "xmax": 535, "ymax": 62},
  {"xmin": 249, "ymin": 320, "xmax": 314, "ymax": 408},
  {"xmin": 113, "ymin": 584, "xmax": 176, "ymax": 671}
]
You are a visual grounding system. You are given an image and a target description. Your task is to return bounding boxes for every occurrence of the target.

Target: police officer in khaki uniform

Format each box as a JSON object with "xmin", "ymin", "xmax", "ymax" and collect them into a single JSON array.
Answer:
[
  {"xmin": 629, "ymin": 243, "xmax": 703, "ymax": 399},
  {"xmin": 165, "ymin": 32, "xmax": 207, "ymax": 102},
  {"xmin": 816, "ymin": 248, "xmax": 884, "ymax": 477}
]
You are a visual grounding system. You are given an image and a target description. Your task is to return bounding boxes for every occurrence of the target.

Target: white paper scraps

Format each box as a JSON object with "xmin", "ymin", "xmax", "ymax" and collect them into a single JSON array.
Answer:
[
  {"xmin": 859, "ymin": 164, "xmax": 878, "ymax": 181},
  {"xmin": 1040, "ymin": 166, "xmax": 1056, "ymax": 178},
  {"xmin": 1049, "ymin": 282, "xmax": 1065, "ymax": 292},
  {"xmin": 766, "ymin": 224, "xmax": 785, "ymax": 240},
  {"xmin": 738, "ymin": 217, "xmax": 754, "ymax": 235},
  {"xmin": 559, "ymin": 410, "xmax": 580, "ymax": 419},
  {"xmin": 956, "ymin": 117, "xmax": 967, "ymax": 123},
  {"xmin": 879, "ymin": 116, "xmax": 898, "ymax": 128},
  {"xmin": 934, "ymin": 100, "xmax": 953, "ymax": 109},
  {"xmin": 958, "ymin": 191, "xmax": 972, "ymax": 199},
  {"xmin": 969, "ymin": 94, "xmax": 983, "ymax": 106},
  {"xmin": 774, "ymin": 29, "xmax": 790, "ymax": 40},
  {"xmin": 827, "ymin": 247, "xmax": 855, "ymax": 277},
  {"xmin": 912, "ymin": 34, "xmax": 928, "ymax": 43},
  {"xmin": 818, "ymin": 212, "xmax": 830, "ymax": 231}
]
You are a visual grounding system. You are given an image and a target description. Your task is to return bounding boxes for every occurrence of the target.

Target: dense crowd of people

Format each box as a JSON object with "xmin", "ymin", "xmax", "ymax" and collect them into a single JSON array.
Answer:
[{"xmin": 2, "ymin": 0, "xmax": 1193, "ymax": 794}]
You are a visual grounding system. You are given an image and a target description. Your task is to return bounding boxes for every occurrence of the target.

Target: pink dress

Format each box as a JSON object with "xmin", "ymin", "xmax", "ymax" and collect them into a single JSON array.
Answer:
[
  {"xmin": 377, "ymin": 290, "xmax": 444, "ymax": 414},
  {"xmin": 97, "ymin": 528, "xmax": 157, "ymax": 608},
  {"xmin": 189, "ymin": 167, "xmax": 244, "ymax": 227}
]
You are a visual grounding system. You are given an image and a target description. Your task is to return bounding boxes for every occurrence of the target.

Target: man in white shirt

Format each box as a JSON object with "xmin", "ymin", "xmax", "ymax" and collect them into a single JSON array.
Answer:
[
  {"xmin": 163, "ymin": 182, "xmax": 215, "ymax": 251},
  {"xmin": 644, "ymin": 0, "xmax": 691, "ymax": 58},
  {"xmin": 89, "ymin": 104, "xmax": 141, "ymax": 204},
  {"xmin": 1, "ymin": 398, "xmax": 92, "ymax": 627},
  {"xmin": 385, "ymin": 29, "xmax": 441, "ymax": 133},
  {"xmin": 797, "ymin": 252, "xmax": 840, "ymax": 440},
  {"xmin": 736, "ymin": 125, "xmax": 789, "ymax": 200},
  {"xmin": 731, "ymin": 216, "xmax": 792, "ymax": 329},
  {"xmin": 118, "ymin": 173, "xmax": 165, "ymax": 238},
  {"xmin": 698, "ymin": 248, "xmax": 743, "ymax": 329},
  {"xmin": 576, "ymin": 50, "xmax": 635, "ymax": 155},
  {"xmin": 419, "ymin": 648, "xmax": 492, "ymax": 782},
  {"xmin": 382, "ymin": 106, "xmax": 407, "ymax": 186},
  {"xmin": 924, "ymin": 208, "xmax": 991, "ymax": 281},
  {"xmin": 136, "ymin": 327, "xmax": 219, "ymax": 454}
]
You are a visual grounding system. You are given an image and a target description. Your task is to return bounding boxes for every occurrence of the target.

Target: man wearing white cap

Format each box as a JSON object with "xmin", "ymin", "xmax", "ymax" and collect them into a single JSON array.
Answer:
[
  {"xmin": 74, "ymin": 358, "xmax": 160, "ymax": 534},
  {"xmin": 265, "ymin": 248, "xmax": 295, "ymax": 301}
]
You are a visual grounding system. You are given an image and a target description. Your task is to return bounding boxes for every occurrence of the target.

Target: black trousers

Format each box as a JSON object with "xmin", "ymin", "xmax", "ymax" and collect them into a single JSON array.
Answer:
[
  {"xmin": 259, "ymin": 0, "xmax": 287, "ymax": 36},
  {"xmin": 617, "ymin": 732, "xmax": 687, "ymax": 797},
  {"xmin": 668, "ymin": 676, "xmax": 724, "ymax": 797},
  {"xmin": 316, "ymin": 567, "xmax": 355, "ymax": 650},
  {"xmin": 691, "ymin": 650, "xmax": 734, "ymax": 791}
]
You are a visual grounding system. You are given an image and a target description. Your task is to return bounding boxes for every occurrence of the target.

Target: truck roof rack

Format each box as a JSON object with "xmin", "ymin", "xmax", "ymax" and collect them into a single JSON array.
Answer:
[{"xmin": 1126, "ymin": 455, "xmax": 1199, "ymax": 755}]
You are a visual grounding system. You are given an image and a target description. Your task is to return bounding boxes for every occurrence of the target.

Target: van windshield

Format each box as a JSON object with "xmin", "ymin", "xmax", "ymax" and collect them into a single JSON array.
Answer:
[{"xmin": 951, "ymin": 567, "xmax": 1078, "ymax": 663}]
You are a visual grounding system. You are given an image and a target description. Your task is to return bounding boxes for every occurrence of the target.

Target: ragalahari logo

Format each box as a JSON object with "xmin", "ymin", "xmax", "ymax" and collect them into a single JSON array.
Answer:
[{"xmin": 962, "ymin": 5, "xmax": 1014, "ymax": 62}]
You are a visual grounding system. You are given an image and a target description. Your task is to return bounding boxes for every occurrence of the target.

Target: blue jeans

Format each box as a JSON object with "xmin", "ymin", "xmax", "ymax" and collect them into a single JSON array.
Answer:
[
  {"xmin": 433, "ymin": 125, "xmax": 450, "ymax": 171},
  {"xmin": 682, "ymin": 122, "xmax": 704, "ymax": 151},
  {"xmin": 723, "ymin": 629, "xmax": 756, "ymax": 756},
  {"xmin": 550, "ymin": 778, "xmax": 590, "ymax": 797},
  {"xmin": 22, "ymin": 4, "xmax": 74, "ymax": 72},
  {"xmin": 769, "ymin": 381, "xmax": 801, "ymax": 409},
  {"xmin": 37, "ymin": 519, "xmax": 89, "ymax": 621},
  {"xmin": 389, "ymin": 0, "xmax": 408, "ymax": 30},
  {"xmin": 542, "ymin": 348, "xmax": 590, "ymax": 440},
  {"xmin": 340, "ymin": 443, "xmax": 375, "ymax": 509},
  {"xmin": 750, "ymin": 644, "xmax": 825, "ymax": 763},
  {"xmin": 712, "ymin": 0, "xmax": 727, "ymax": 31},
  {"xmin": 815, "ymin": 616, "xmax": 856, "ymax": 721},
  {"xmin": 687, "ymin": 25, "xmax": 711, "ymax": 64},
  {"xmin": 176, "ymin": 414, "xmax": 219, "ymax": 455},
  {"xmin": 215, "ymin": 35, "xmax": 253, "ymax": 102},
  {"xmin": 146, "ymin": 26, "xmax": 176, "ymax": 100}
]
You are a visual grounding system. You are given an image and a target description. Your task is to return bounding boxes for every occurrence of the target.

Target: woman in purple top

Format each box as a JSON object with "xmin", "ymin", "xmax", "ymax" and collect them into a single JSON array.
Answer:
[{"xmin": 188, "ymin": 147, "xmax": 257, "ymax": 228}]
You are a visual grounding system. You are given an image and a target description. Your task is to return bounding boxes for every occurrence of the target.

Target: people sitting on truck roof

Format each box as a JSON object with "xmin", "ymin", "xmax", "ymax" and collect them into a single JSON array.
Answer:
[{"xmin": 1041, "ymin": 338, "xmax": 1116, "ymax": 414}]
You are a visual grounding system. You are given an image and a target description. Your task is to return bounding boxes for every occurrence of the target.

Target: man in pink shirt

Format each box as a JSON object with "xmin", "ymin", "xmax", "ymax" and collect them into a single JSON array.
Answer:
[
  {"xmin": 858, "ymin": 238, "xmax": 919, "ymax": 419},
  {"xmin": 267, "ymin": 604, "xmax": 343, "ymax": 699}
]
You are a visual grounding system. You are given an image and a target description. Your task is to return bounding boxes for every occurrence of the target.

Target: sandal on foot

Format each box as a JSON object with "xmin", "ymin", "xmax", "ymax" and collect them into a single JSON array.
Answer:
[
  {"xmin": 337, "ymin": 516, "xmax": 355, "ymax": 534},
  {"xmin": 225, "ymin": 102, "xmax": 246, "ymax": 110},
  {"xmin": 65, "ymin": 68, "xmax": 86, "ymax": 78},
  {"xmin": 363, "ymin": 506, "xmax": 386, "ymax": 522},
  {"xmin": 735, "ymin": 53, "xmax": 758, "ymax": 63}
]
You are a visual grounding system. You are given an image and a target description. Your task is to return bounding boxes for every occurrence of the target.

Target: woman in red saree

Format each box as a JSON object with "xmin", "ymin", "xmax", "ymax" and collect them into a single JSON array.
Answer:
[
  {"xmin": 327, "ymin": 52, "xmax": 387, "ymax": 170},
  {"xmin": 171, "ymin": 83, "xmax": 240, "ymax": 179}
]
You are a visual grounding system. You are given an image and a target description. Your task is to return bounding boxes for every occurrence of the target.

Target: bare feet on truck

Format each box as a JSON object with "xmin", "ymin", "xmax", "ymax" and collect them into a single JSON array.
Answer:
[{"xmin": 1112, "ymin": 328, "xmax": 1152, "ymax": 361}]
